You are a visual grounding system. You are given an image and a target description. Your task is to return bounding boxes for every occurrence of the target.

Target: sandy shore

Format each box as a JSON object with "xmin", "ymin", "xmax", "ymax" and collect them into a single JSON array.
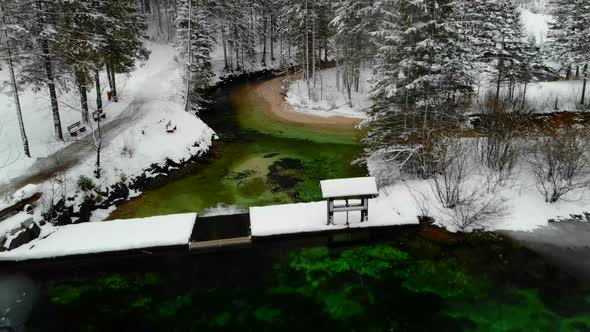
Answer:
[{"xmin": 253, "ymin": 75, "xmax": 362, "ymax": 128}]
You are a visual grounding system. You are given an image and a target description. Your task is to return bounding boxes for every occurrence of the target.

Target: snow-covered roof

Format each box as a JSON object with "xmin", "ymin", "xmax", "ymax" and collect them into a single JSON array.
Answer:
[
  {"xmin": 320, "ymin": 177, "xmax": 378, "ymax": 199},
  {"xmin": 0, "ymin": 213, "xmax": 197, "ymax": 261}
]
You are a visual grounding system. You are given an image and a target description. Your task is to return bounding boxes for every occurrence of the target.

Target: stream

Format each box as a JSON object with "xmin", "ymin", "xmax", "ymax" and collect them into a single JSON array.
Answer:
[{"xmin": 110, "ymin": 77, "xmax": 365, "ymax": 219}]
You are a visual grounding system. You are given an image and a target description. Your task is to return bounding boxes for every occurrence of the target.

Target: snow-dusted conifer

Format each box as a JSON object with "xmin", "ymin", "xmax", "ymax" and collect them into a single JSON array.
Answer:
[{"xmin": 175, "ymin": 0, "xmax": 216, "ymax": 112}]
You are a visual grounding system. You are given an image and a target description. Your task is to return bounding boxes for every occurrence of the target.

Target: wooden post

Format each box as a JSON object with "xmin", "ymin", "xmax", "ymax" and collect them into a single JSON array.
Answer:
[{"xmin": 326, "ymin": 199, "xmax": 334, "ymax": 225}]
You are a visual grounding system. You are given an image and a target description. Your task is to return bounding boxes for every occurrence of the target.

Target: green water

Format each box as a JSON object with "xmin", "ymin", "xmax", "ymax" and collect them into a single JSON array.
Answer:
[
  {"xmin": 29, "ymin": 234, "xmax": 590, "ymax": 331},
  {"xmin": 110, "ymin": 80, "xmax": 365, "ymax": 219}
]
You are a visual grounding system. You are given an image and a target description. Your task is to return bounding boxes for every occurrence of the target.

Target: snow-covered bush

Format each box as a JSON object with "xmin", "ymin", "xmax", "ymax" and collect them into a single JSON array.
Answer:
[
  {"xmin": 429, "ymin": 136, "xmax": 507, "ymax": 231},
  {"xmin": 528, "ymin": 130, "xmax": 590, "ymax": 203}
]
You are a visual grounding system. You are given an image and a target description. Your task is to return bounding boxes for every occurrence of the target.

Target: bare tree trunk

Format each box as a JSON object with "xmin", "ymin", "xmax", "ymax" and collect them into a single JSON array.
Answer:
[
  {"xmin": 94, "ymin": 67, "xmax": 103, "ymax": 131},
  {"xmin": 95, "ymin": 142, "xmax": 102, "ymax": 179},
  {"xmin": 495, "ymin": 63, "xmax": 502, "ymax": 102},
  {"xmin": 184, "ymin": 0, "xmax": 192, "ymax": 112},
  {"xmin": 521, "ymin": 82, "xmax": 528, "ymax": 110},
  {"xmin": 262, "ymin": 15, "xmax": 267, "ymax": 67},
  {"xmin": 221, "ymin": 25, "xmax": 228, "ymax": 70},
  {"xmin": 2, "ymin": 11, "xmax": 30, "ymax": 157},
  {"xmin": 105, "ymin": 61, "xmax": 113, "ymax": 91},
  {"xmin": 581, "ymin": 63, "xmax": 588, "ymax": 106},
  {"xmin": 108, "ymin": 61, "xmax": 118, "ymax": 102},
  {"xmin": 77, "ymin": 73, "xmax": 90, "ymax": 123},
  {"xmin": 270, "ymin": 15, "xmax": 275, "ymax": 63}
]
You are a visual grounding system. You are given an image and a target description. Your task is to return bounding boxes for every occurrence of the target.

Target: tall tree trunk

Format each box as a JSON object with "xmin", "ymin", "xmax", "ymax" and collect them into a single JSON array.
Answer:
[
  {"xmin": 105, "ymin": 61, "xmax": 113, "ymax": 91},
  {"xmin": 2, "ymin": 14, "xmax": 30, "ymax": 157},
  {"xmin": 270, "ymin": 15, "xmax": 275, "ymax": 62},
  {"xmin": 37, "ymin": 1, "xmax": 63, "ymax": 140},
  {"xmin": 581, "ymin": 63, "xmax": 588, "ymax": 106},
  {"xmin": 184, "ymin": 0, "xmax": 192, "ymax": 112},
  {"xmin": 108, "ymin": 61, "xmax": 118, "ymax": 102},
  {"xmin": 262, "ymin": 16, "xmax": 267, "ymax": 67},
  {"xmin": 77, "ymin": 73, "xmax": 90, "ymax": 123},
  {"xmin": 221, "ymin": 25, "xmax": 228, "ymax": 70},
  {"xmin": 521, "ymin": 82, "xmax": 528, "ymax": 110},
  {"xmin": 495, "ymin": 63, "xmax": 502, "ymax": 102},
  {"xmin": 95, "ymin": 142, "xmax": 102, "ymax": 179},
  {"xmin": 94, "ymin": 68, "xmax": 102, "ymax": 112}
]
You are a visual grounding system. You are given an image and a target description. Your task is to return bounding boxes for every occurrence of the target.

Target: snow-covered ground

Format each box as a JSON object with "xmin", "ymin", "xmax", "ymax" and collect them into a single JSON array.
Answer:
[
  {"xmin": 0, "ymin": 74, "xmax": 130, "ymax": 185},
  {"xmin": 525, "ymin": 80, "xmax": 587, "ymax": 113},
  {"xmin": 0, "ymin": 213, "xmax": 196, "ymax": 261},
  {"xmin": 251, "ymin": 167, "xmax": 590, "ymax": 237},
  {"xmin": 285, "ymin": 67, "xmax": 370, "ymax": 119}
]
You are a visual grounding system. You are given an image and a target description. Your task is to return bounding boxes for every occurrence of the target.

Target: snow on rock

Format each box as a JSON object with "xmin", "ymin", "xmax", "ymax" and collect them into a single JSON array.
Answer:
[
  {"xmin": 89, "ymin": 206, "xmax": 117, "ymax": 223},
  {"xmin": 285, "ymin": 67, "xmax": 370, "ymax": 119},
  {"xmin": 0, "ymin": 213, "xmax": 33, "ymax": 240},
  {"xmin": 0, "ymin": 213, "xmax": 197, "ymax": 261}
]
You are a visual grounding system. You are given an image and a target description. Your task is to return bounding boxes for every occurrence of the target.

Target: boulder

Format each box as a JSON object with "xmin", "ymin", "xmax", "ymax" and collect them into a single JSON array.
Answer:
[{"xmin": 4, "ymin": 223, "xmax": 41, "ymax": 251}]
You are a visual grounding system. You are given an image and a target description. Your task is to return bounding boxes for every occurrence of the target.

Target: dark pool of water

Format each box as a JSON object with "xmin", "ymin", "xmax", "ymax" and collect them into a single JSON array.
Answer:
[{"xmin": 5, "ymin": 230, "xmax": 590, "ymax": 331}]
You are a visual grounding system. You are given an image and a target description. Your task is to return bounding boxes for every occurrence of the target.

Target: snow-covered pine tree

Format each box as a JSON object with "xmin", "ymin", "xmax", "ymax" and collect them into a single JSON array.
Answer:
[
  {"xmin": 280, "ymin": 0, "xmax": 333, "ymax": 101},
  {"xmin": 0, "ymin": 0, "xmax": 30, "ymax": 157},
  {"xmin": 366, "ymin": 0, "xmax": 474, "ymax": 177},
  {"xmin": 54, "ymin": 0, "xmax": 104, "ymax": 123},
  {"xmin": 463, "ymin": 0, "xmax": 529, "ymax": 101},
  {"xmin": 330, "ymin": 0, "xmax": 378, "ymax": 104},
  {"xmin": 175, "ymin": 0, "xmax": 216, "ymax": 113},
  {"xmin": 547, "ymin": 0, "xmax": 590, "ymax": 105},
  {"xmin": 216, "ymin": 0, "xmax": 257, "ymax": 72},
  {"xmin": 7, "ymin": 0, "xmax": 67, "ymax": 140},
  {"xmin": 101, "ymin": 0, "xmax": 148, "ymax": 102}
]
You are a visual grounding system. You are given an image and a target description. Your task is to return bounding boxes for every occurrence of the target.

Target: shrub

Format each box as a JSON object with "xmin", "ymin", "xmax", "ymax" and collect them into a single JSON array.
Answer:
[
  {"xmin": 528, "ymin": 129, "xmax": 590, "ymax": 203},
  {"xmin": 77, "ymin": 175, "xmax": 95, "ymax": 192}
]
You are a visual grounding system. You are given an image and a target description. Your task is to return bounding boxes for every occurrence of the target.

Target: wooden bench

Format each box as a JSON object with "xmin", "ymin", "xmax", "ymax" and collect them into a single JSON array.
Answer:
[
  {"xmin": 67, "ymin": 121, "xmax": 86, "ymax": 137},
  {"xmin": 92, "ymin": 109, "xmax": 106, "ymax": 121},
  {"xmin": 320, "ymin": 177, "xmax": 379, "ymax": 226}
]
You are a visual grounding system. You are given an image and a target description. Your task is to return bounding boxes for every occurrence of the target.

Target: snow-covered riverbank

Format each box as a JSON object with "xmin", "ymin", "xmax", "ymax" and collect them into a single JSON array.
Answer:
[{"xmin": 0, "ymin": 42, "xmax": 215, "ymax": 240}]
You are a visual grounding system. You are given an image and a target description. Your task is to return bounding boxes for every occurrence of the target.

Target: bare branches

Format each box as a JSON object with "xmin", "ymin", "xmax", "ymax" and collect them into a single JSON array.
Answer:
[
  {"xmin": 528, "ymin": 129, "xmax": 590, "ymax": 203},
  {"xmin": 427, "ymin": 136, "xmax": 507, "ymax": 231}
]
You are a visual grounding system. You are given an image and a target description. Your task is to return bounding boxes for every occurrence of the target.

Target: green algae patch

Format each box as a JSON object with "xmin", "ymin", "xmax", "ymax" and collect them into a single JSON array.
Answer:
[
  {"xmin": 254, "ymin": 306, "xmax": 282, "ymax": 323},
  {"xmin": 110, "ymin": 133, "xmax": 364, "ymax": 219},
  {"xmin": 448, "ymin": 289, "xmax": 590, "ymax": 332}
]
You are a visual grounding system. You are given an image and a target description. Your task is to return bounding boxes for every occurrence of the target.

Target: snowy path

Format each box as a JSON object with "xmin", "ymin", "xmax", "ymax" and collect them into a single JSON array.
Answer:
[{"xmin": 6, "ymin": 105, "xmax": 137, "ymax": 192}]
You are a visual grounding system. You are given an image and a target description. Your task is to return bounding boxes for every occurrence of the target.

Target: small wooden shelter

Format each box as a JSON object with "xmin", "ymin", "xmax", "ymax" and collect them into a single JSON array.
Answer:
[{"xmin": 320, "ymin": 177, "xmax": 378, "ymax": 226}]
